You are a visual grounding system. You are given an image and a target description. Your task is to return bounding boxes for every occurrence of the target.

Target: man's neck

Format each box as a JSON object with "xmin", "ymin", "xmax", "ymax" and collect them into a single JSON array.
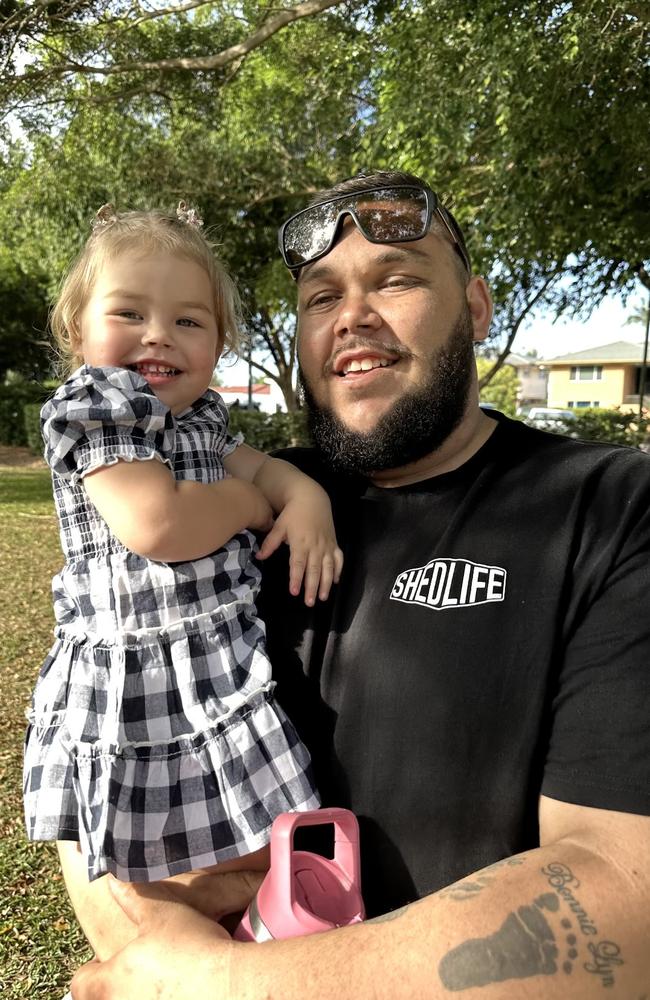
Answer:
[{"xmin": 368, "ymin": 408, "xmax": 497, "ymax": 488}]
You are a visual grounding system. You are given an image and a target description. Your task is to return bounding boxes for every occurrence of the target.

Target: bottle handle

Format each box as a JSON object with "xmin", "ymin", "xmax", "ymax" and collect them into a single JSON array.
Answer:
[{"xmin": 268, "ymin": 808, "xmax": 361, "ymax": 911}]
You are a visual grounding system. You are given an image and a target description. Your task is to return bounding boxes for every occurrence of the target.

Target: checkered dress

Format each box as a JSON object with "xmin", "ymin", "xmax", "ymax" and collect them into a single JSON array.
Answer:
[{"xmin": 24, "ymin": 366, "xmax": 319, "ymax": 882}]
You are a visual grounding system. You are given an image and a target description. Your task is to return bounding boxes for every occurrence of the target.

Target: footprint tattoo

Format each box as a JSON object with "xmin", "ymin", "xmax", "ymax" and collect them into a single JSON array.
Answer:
[
  {"xmin": 560, "ymin": 917, "xmax": 579, "ymax": 974},
  {"xmin": 439, "ymin": 892, "xmax": 576, "ymax": 990}
]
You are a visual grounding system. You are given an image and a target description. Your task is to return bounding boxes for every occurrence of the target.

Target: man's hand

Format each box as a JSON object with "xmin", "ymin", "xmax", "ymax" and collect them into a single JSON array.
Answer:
[
  {"xmin": 70, "ymin": 804, "xmax": 650, "ymax": 999},
  {"xmin": 58, "ymin": 839, "xmax": 265, "ymax": 962},
  {"xmin": 70, "ymin": 879, "xmax": 235, "ymax": 1000}
]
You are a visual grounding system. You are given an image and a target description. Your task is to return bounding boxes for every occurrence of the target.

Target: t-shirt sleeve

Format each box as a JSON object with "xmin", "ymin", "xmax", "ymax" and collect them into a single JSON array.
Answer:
[
  {"xmin": 542, "ymin": 455, "xmax": 650, "ymax": 815},
  {"xmin": 41, "ymin": 365, "xmax": 176, "ymax": 483}
]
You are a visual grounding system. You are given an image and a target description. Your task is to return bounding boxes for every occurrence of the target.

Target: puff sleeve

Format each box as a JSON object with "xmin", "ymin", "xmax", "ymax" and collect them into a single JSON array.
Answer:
[
  {"xmin": 41, "ymin": 366, "xmax": 176, "ymax": 483},
  {"xmin": 184, "ymin": 390, "xmax": 243, "ymax": 460}
]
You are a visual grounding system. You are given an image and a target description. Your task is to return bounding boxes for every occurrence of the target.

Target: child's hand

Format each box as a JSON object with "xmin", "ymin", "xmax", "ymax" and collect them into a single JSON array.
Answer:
[{"xmin": 256, "ymin": 495, "xmax": 344, "ymax": 606}]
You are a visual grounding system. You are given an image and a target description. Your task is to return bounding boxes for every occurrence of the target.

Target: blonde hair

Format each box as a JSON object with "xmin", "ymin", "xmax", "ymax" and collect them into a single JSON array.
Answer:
[{"xmin": 51, "ymin": 204, "xmax": 243, "ymax": 376}]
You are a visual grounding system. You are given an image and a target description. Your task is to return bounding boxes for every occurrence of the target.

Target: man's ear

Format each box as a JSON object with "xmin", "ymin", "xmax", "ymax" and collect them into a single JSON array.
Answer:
[{"xmin": 465, "ymin": 277, "xmax": 493, "ymax": 344}]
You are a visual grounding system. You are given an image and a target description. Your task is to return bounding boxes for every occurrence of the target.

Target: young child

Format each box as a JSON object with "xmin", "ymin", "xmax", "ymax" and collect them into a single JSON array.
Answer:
[{"xmin": 23, "ymin": 202, "xmax": 341, "ymax": 953}]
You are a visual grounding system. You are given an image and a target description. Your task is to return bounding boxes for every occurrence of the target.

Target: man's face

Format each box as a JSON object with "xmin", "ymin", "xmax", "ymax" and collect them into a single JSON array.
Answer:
[{"xmin": 296, "ymin": 224, "xmax": 488, "ymax": 474}]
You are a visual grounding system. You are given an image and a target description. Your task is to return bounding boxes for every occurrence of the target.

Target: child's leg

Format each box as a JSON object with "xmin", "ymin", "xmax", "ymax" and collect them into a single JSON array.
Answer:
[{"xmin": 57, "ymin": 840, "xmax": 269, "ymax": 961}]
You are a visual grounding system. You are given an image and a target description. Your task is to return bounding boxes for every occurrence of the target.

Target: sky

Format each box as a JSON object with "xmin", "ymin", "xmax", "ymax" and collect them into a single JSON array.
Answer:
[
  {"xmin": 217, "ymin": 290, "xmax": 649, "ymax": 386},
  {"xmin": 512, "ymin": 292, "xmax": 647, "ymax": 361}
]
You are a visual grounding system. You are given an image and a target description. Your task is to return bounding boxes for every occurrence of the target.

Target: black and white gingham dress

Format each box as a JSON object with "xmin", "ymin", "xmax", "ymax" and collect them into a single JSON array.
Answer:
[{"xmin": 24, "ymin": 366, "xmax": 319, "ymax": 882}]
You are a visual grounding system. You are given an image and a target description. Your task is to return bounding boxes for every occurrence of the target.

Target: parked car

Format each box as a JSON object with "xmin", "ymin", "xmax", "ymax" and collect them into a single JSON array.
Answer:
[{"xmin": 525, "ymin": 407, "xmax": 577, "ymax": 432}]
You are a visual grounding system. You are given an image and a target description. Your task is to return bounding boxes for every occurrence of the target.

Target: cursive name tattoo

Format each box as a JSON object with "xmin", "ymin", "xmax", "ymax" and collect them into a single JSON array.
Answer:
[
  {"xmin": 540, "ymin": 861, "xmax": 624, "ymax": 988},
  {"xmin": 541, "ymin": 862, "xmax": 598, "ymax": 935},
  {"xmin": 584, "ymin": 940, "xmax": 624, "ymax": 989},
  {"xmin": 438, "ymin": 864, "xmax": 626, "ymax": 992}
]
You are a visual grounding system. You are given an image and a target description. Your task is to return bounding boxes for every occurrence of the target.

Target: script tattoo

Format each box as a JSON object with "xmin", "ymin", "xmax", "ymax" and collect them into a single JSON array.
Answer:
[
  {"xmin": 541, "ymin": 862, "xmax": 597, "ymax": 935},
  {"xmin": 438, "ymin": 863, "xmax": 625, "ymax": 991},
  {"xmin": 584, "ymin": 940, "xmax": 624, "ymax": 989},
  {"xmin": 541, "ymin": 862, "xmax": 624, "ymax": 988}
]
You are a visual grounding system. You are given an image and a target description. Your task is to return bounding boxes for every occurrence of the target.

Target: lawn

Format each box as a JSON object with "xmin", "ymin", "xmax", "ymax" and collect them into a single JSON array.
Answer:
[{"xmin": 0, "ymin": 464, "xmax": 91, "ymax": 998}]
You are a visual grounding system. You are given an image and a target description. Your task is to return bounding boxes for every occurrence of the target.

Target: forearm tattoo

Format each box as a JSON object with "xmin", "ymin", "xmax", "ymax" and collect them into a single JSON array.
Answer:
[
  {"xmin": 367, "ymin": 903, "xmax": 413, "ymax": 925},
  {"xmin": 438, "ymin": 857, "xmax": 526, "ymax": 902},
  {"xmin": 437, "ymin": 861, "xmax": 624, "ymax": 992}
]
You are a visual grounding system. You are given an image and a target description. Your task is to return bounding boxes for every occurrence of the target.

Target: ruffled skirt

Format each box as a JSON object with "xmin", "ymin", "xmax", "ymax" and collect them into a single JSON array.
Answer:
[{"xmin": 23, "ymin": 605, "xmax": 319, "ymax": 881}]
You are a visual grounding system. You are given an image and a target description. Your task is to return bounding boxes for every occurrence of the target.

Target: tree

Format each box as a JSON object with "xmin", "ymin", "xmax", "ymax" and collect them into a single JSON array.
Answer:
[
  {"xmin": 0, "ymin": 246, "xmax": 51, "ymax": 380},
  {"xmin": 475, "ymin": 357, "xmax": 518, "ymax": 417},
  {"xmin": 625, "ymin": 302, "xmax": 650, "ymax": 327},
  {"xmin": 364, "ymin": 0, "xmax": 650, "ymax": 378},
  {"xmin": 0, "ymin": 3, "xmax": 368, "ymax": 405},
  {"xmin": 4, "ymin": 1, "xmax": 648, "ymax": 402},
  {"xmin": 0, "ymin": 145, "xmax": 51, "ymax": 379},
  {"xmin": 0, "ymin": 0, "xmax": 348, "ymax": 128}
]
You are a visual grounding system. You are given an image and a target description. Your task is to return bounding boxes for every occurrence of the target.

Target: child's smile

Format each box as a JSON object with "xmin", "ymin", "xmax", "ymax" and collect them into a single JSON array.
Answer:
[{"xmin": 129, "ymin": 360, "xmax": 183, "ymax": 387}]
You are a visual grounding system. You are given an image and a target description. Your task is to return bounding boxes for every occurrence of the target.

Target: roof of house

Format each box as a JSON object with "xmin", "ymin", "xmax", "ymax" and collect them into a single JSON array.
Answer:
[
  {"xmin": 214, "ymin": 383, "xmax": 271, "ymax": 395},
  {"xmin": 506, "ymin": 353, "xmax": 543, "ymax": 367},
  {"xmin": 544, "ymin": 341, "xmax": 645, "ymax": 364}
]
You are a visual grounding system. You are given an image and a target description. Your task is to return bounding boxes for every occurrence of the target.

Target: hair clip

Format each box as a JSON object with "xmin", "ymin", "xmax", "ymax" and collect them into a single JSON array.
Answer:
[
  {"xmin": 91, "ymin": 203, "xmax": 119, "ymax": 230},
  {"xmin": 176, "ymin": 201, "xmax": 204, "ymax": 228}
]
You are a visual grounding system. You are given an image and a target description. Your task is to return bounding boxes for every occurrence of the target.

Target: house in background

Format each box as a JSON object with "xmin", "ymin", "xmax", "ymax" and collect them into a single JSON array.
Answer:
[
  {"xmin": 541, "ymin": 341, "xmax": 649, "ymax": 412},
  {"xmin": 505, "ymin": 353, "xmax": 548, "ymax": 412},
  {"xmin": 213, "ymin": 381, "xmax": 286, "ymax": 413}
]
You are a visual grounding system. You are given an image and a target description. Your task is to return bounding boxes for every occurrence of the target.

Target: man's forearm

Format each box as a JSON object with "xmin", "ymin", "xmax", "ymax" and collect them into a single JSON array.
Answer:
[{"xmin": 234, "ymin": 841, "xmax": 647, "ymax": 998}]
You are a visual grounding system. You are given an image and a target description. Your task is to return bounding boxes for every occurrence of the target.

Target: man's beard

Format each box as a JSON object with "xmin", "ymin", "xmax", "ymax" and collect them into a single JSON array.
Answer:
[{"xmin": 299, "ymin": 308, "xmax": 476, "ymax": 477}]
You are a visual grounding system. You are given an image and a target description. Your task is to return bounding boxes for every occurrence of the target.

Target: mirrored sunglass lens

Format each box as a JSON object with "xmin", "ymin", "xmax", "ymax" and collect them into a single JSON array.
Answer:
[
  {"xmin": 284, "ymin": 187, "xmax": 429, "ymax": 265},
  {"xmin": 284, "ymin": 203, "xmax": 337, "ymax": 266},
  {"xmin": 357, "ymin": 198, "xmax": 427, "ymax": 243}
]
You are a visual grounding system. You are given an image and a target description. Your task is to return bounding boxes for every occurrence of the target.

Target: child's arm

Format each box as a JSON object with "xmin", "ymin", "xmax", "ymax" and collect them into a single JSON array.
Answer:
[
  {"xmin": 224, "ymin": 444, "xmax": 343, "ymax": 606},
  {"xmin": 83, "ymin": 458, "xmax": 274, "ymax": 563}
]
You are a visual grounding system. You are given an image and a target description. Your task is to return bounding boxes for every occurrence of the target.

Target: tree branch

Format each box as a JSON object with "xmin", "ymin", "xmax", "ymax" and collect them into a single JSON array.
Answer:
[
  {"xmin": 249, "ymin": 358, "xmax": 279, "ymax": 381},
  {"xmin": 81, "ymin": 83, "xmax": 174, "ymax": 108},
  {"xmin": 106, "ymin": 0, "xmax": 218, "ymax": 32},
  {"xmin": 13, "ymin": 0, "xmax": 346, "ymax": 81},
  {"xmin": 478, "ymin": 266, "xmax": 565, "ymax": 389}
]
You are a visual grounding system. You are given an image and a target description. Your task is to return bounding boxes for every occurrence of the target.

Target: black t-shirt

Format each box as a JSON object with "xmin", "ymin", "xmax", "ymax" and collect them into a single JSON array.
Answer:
[{"xmin": 260, "ymin": 413, "xmax": 650, "ymax": 916}]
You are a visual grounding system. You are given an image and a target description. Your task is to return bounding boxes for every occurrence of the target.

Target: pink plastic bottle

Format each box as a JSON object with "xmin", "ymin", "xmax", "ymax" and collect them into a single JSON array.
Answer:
[{"xmin": 234, "ymin": 807, "xmax": 365, "ymax": 942}]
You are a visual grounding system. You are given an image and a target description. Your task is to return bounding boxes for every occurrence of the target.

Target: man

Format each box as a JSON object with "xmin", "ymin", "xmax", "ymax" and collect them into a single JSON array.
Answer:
[{"xmin": 71, "ymin": 171, "xmax": 650, "ymax": 998}]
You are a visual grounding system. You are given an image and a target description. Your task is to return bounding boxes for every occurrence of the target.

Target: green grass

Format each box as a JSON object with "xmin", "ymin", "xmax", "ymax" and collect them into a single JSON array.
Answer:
[{"xmin": 0, "ymin": 466, "xmax": 91, "ymax": 998}]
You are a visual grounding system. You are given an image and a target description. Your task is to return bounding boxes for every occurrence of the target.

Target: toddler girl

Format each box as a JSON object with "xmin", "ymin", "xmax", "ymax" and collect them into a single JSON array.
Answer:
[{"xmin": 24, "ymin": 202, "xmax": 340, "ymax": 951}]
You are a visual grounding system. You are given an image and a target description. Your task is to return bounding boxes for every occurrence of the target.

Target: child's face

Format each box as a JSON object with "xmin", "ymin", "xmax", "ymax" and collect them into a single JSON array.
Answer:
[{"xmin": 77, "ymin": 252, "xmax": 222, "ymax": 414}]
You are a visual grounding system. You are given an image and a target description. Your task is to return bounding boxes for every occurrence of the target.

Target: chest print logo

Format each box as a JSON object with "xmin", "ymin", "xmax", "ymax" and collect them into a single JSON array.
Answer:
[{"xmin": 390, "ymin": 558, "xmax": 507, "ymax": 611}]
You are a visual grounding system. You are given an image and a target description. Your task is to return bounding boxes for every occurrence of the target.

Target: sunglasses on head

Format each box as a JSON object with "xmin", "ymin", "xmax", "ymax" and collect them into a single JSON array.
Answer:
[{"xmin": 278, "ymin": 184, "xmax": 471, "ymax": 276}]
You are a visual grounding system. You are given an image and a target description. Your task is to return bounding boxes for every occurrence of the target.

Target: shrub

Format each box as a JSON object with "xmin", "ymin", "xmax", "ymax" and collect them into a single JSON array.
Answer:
[
  {"xmin": 0, "ymin": 380, "xmax": 51, "ymax": 446},
  {"xmin": 3, "ymin": 383, "xmax": 311, "ymax": 454},
  {"xmin": 553, "ymin": 408, "xmax": 650, "ymax": 447},
  {"xmin": 24, "ymin": 403, "xmax": 44, "ymax": 454},
  {"xmin": 227, "ymin": 408, "xmax": 311, "ymax": 452}
]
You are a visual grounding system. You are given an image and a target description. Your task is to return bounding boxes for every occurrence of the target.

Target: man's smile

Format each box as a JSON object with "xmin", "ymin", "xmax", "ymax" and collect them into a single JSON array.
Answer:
[
  {"xmin": 329, "ymin": 343, "xmax": 407, "ymax": 378},
  {"xmin": 338, "ymin": 356, "xmax": 395, "ymax": 376}
]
